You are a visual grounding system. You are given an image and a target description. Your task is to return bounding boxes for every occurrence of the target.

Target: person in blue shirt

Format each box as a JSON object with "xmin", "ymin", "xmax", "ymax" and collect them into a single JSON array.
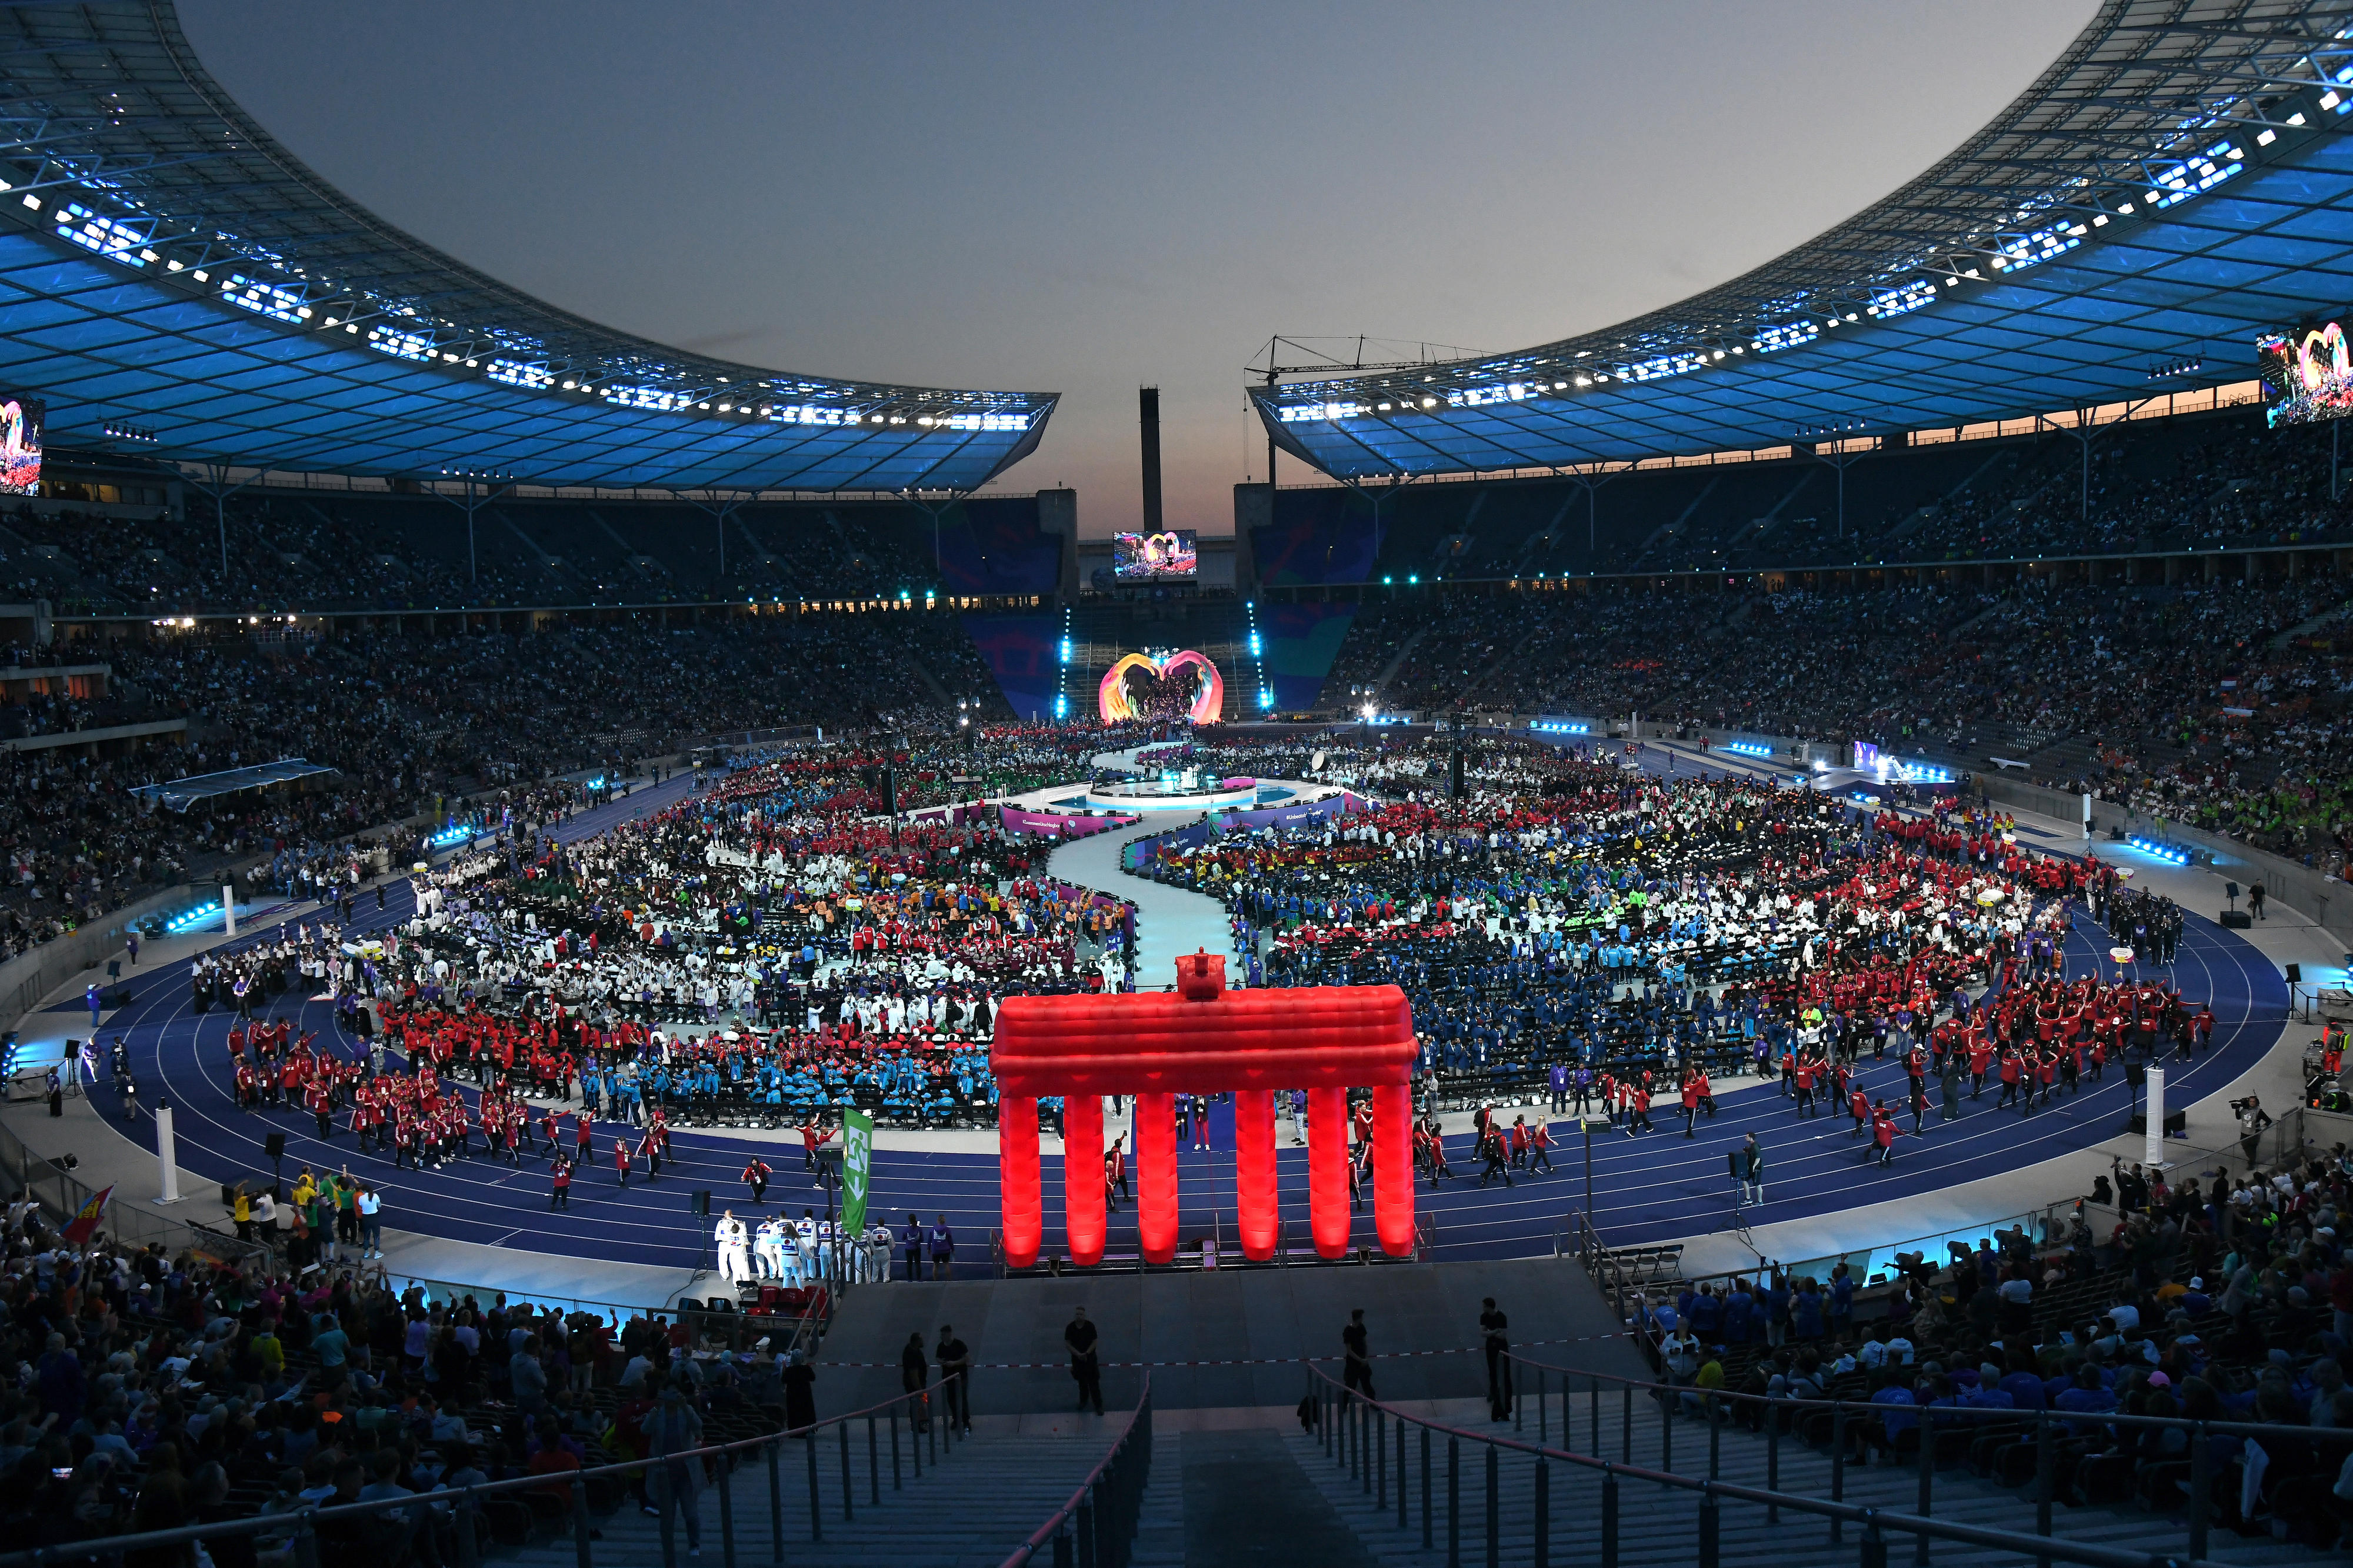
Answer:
[
  {"xmin": 1722, "ymin": 1281, "xmax": 1755, "ymax": 1345},
  {"xmin": 1997, "ymin": 1351, "xmax": 2049, "ymax": 1410},
  {"xmin": 1828, "ymin": 1264, "xmax": 1855, "ymax": 1337},
  {"xmin": 1962, "ymin": 1363, "xmax": 2016, "ymax": 1410},
  {"xmin": 2052, "ymin": 1363, "xmax": 2118, "ymax": 1434},
  {"xmin": 1687, "ymin": 1285, "xmax": 1724, "ymax": 1342},
  {"xmin": 1790, "ymin": 1278, "xmax": 1825, "ymax": 1342},
  {"xmin": 1869, "ymin": 1368, "xmax": 1919, "ymax": 1435}
]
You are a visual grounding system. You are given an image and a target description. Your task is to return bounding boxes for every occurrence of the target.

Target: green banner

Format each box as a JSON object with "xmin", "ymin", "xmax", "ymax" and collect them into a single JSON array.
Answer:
[{"xmin": 842, "ymin": 1109, "xmax": 874, "ymax": 1236}]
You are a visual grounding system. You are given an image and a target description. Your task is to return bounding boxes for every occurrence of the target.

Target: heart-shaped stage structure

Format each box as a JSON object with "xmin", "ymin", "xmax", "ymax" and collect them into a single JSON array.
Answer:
[{"xmin": 1098, "ymin": 649, "xmax": 1223, "ymax": 724}]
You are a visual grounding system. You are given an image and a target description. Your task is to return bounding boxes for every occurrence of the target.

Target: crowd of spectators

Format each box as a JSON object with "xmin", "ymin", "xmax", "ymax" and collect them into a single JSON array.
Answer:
[
  {"xmin": 1355, "ymin": 405, "xmax": 2349, "ymax": 582},
  {"xmin": 1634, "ymin": 1139, "xmax": 2353, "ymax": 1546},
  {"xmin": 1324, "ymin": 572, "xmax": 2353, "ymax": 862},
  {"xmin": 0, "ymin": 612, "xmax": 1011, "ymax": 963},
  {"xmin": 0, "ymin": 490, "xmax": 952, "ymax": 617},
  {"xmin": 0, "ymin": 1196, "xmax": 800, "ymax": 1561}
]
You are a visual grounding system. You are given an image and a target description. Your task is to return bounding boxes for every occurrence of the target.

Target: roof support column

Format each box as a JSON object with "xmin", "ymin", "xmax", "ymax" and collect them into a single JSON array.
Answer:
[
  {"xmin": 427, "ymin": 476, "xmax": 513, "ymax": 589},
  {"xmin": 188, "ymin": 461, "xmax": 267, "ymax": 591},
  {"xmin": 1335, "ymin": 472, "xmax": 1414, "ymax": 566},
  {"xmin": 901, "ymin": 489, "xmax": 971, "ymax": 590},
  {"xmin": 678, "ymin": 489, "xmax": 753, "ymax": 586}
]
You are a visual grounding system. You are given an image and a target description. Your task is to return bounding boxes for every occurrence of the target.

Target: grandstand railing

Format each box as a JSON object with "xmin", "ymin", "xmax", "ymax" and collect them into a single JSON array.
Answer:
[
  {"xmin": 996, "ymin": 1374, "xmax": 1152, "ymax": 1568},
  {"xmin": 1307, "ymin": 1359, "xmax": 2282, "ymax": 1568},
  {"xmin": 0, "ymin": 1379, "xmax": 966, "ymax": 1568},
  {"xmin": 1496, "ymin": 1352, "xmax": 2353, "ymax": 1566},
  {"xmin": 0, "ymin": 1112, "xmax": 269, "ymax": 1270}
]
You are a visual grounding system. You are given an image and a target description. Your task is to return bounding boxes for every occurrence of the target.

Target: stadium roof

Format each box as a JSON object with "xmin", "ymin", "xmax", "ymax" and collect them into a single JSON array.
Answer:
[
  {"xmin": 1256, "ymin": 0, "xmax": 2353, "ymax": 480},
  {"xmin": 0, "ymin": 2, "xmax": 1055, "ymax": 493}
]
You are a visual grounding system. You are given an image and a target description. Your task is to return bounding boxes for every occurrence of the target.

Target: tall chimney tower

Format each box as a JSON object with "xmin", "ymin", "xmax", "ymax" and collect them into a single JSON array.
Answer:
[{"xmin": 1139, "ymin": 385, "xmax": 1164, "ymax": 533}]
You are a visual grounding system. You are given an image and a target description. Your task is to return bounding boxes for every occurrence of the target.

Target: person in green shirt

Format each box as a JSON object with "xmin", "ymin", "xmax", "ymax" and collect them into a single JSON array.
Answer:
[{"xmin": 334, "ymin": 1169, "xmax": 361, "ymax": 1255}]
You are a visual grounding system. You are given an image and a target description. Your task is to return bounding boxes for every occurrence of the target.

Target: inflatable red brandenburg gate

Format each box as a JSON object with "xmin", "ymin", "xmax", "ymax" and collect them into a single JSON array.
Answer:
[{"xmin": 991, "ymin": 951, "xmax": 1418, "ymax": 1267}]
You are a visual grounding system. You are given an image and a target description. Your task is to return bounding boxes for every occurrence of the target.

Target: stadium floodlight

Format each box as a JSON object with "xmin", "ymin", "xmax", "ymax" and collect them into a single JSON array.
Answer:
[{"xmin": 225, "ymin": 275, "xmax": 306, "ymax": 325}]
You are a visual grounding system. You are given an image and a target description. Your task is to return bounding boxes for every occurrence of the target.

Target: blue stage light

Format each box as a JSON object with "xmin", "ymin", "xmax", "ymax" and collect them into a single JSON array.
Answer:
[
  {"xmin": 166, "ymin": 899, "xmax": 223, "ymax": 934},
  {"xmin": 1726, "ymin": 741, "xmax": 1774, "ymax": 758},
  {"xmin": 2127, "ymin": 836, "xmax": 2191, "ymax": 866}
]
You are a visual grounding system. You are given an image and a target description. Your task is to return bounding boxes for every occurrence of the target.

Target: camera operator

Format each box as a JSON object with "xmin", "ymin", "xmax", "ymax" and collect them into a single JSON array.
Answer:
[{"xmin": 2233, "ymin": 1094, "xmax": 2272, "ymax": 1165}]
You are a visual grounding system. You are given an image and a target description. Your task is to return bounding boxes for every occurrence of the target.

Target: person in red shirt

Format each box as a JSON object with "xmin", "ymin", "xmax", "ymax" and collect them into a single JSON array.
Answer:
[
  {"xmin": 1872, "ymin": 1103, "xmax": 1897, "ymax": 1166},
  {"xmin": 614, "ymin": 1135, "xmax": 632, "ymax": 1186},
  {"xmin": 1679, "ymin": 1073, "xmax": 1701, "ymax": 1138},
  {"xmin": 550, "ymin": 1155, "xmax": 573, "ymax": 1209},
  {"xmin": 1527, "ymin": 1119, "xmax": 1553, "ymax": 1174},
  {"xmin": 1848, "ymin": 1085, "xmax": 1871, "ymax": 1138}
]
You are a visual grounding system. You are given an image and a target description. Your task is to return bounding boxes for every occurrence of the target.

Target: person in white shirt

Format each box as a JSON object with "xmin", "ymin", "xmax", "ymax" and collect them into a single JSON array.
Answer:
[
  {"xmin": 754, "ymin": 1217, "xmax": 788, "ymax": 1282},
  {"xmin": 795, "ymin": 1212, "xmax": 818, "ymax": 1280},
  {"xmin": 716, "ymin": 1210, "xmax": 751, "ymax": 1284},
  {"xmin": 815, "ymin": 1217, "xmax": 838, "ymax": 1280}
]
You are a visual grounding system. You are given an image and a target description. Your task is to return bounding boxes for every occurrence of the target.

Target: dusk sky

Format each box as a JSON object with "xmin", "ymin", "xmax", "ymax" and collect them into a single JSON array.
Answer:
[{"xmin": 181, "ymin": 1, "xmax": 2095, "ymax": 536}]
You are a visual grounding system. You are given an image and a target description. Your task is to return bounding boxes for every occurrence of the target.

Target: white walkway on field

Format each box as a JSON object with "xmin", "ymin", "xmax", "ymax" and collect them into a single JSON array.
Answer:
[{"xmin": 1047, "ymin": 816, "xmax": 1231, "ymax": 985}]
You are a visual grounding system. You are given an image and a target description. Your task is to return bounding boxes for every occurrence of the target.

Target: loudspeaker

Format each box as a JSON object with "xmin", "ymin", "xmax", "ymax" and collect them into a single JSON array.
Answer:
[
  {"xmin": 264, "ymin": 1132, "xmax": 286, "ymax": 1161},
  {"xmin": 2224, "ymin": 881, "xmax": 2240, "ymax": 900},
  {"xmin": 2221, "ymin": 910, "xmax": 2253, "ymax": 929},
  {"xmin": 692, "ymin": 1188, "xmax": 711, "ymax": 1217},
  {"xmin": 2128, "ymin": 1110, "xmax": 2187, "ymax": 1136},
  {"xmin": 2125, "ymin": 1063, "xmax": 2147, "ymax": 1086},
  {"xmin": 2287, "ymin": 964, "xmax": 2304, "ymax": 984}
]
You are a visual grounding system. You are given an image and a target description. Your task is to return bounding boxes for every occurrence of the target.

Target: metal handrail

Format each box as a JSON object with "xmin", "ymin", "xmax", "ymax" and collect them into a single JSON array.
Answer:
[
  {"xmin": 1504, "ymin": 1349, "xmax": 2353, "ymax": 1450},
  {"xmin": 997, "ymin": 1373, "xmax": 1153, "ymax": 1568},
  {"xmin": 1302, "ymin": 1361, "xmax": 2240, "ymax": 1568},
  {"xmin": 0, "ymin": 1377, "xmax": 961, "ymax": 1568}
]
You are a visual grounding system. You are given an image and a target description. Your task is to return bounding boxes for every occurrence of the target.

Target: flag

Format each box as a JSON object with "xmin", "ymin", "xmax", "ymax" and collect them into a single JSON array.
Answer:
[
  {"xmin": 60, "ymin": 1185, "xmax": 111, "ymax": 1245},
  {"xmin": 841, "ymin": 1111, "xmax": 873, "ymax": 1237}
]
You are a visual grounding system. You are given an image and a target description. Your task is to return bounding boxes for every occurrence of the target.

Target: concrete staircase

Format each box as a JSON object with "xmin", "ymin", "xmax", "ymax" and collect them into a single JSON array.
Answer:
[
  {"xmin": 496, "ymin": 1414, "xmax": 1128, "ymax": 1568},
  {"xmin": 1284, "ymin": 1393, "xmax": 2319, "ymax": 1567}
]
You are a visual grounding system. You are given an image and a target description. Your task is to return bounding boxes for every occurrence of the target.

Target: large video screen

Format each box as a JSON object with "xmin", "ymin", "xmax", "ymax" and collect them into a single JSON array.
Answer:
[
  {"xmin": 2260, "ymin": 321, "xmax": 2353, "ymax": 428},
  {"xmin": 0, "ymin": 396, "xmax": 42, "ymax": 496},
  {"xmin": 1112, "ymin": 529, "xmax": 1197, "ymax": 580}
]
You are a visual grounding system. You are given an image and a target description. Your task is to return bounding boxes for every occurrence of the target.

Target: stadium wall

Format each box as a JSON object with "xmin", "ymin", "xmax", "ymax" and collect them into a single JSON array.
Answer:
[
  {"xmin": 961, "ymin": 611, "xmax": 1062, "ymax": 723},
  {"xmin": 0, "ymin": 883, "xmax": 197, "ymax": 1039},
  {"xmin": 1258, "ymin": 600, "xmax": 1356, "ymax": 712}
]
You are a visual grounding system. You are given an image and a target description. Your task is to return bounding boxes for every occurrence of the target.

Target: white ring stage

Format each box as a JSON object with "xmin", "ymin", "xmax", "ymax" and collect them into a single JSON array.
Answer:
[{"xmin": 1079, "ymin": 777, "xmax": 1261, "ymax": 812}]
